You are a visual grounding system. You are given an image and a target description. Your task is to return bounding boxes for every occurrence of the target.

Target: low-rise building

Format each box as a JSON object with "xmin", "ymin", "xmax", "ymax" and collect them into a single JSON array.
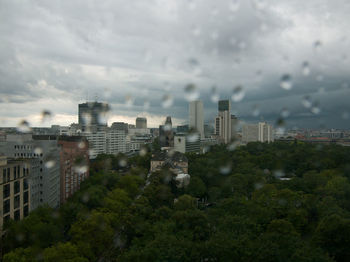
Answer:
[{"xmin": 150, "ymin": 151, "xmax": 188, "ymax": 174}]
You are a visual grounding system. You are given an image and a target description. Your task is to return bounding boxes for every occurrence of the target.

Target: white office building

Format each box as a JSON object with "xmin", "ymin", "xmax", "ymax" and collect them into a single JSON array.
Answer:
[
  {"xmin": 215, "ymin": 100, "xmax": 231, "ymax": 144},
  {"xmin": 242, "ymin": 122, "xmax": 274, "ymax": 143}
]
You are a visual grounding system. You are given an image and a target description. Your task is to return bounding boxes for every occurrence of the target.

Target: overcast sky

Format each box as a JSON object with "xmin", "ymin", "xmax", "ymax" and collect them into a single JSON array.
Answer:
[{"xmin": 0, "ymin": 0, "xmax": 349, "ymax": 128}]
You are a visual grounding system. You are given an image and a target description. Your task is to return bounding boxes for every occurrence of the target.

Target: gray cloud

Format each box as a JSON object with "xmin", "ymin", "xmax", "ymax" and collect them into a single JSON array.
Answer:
[{"xmin": 0, "ymin": 0, "xmax": 349, "ymax": 128}]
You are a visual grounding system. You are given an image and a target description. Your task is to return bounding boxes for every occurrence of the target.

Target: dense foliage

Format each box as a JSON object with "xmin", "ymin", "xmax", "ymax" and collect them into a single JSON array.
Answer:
[{"xmin": 2, "ymin": 142, "xmax": 350, "ymax": 262}]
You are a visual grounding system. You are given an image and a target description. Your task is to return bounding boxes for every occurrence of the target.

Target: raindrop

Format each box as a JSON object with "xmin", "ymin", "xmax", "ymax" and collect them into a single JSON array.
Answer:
[
  {"xmin": 252, "ymin": 104, "xmax": 260, "ymax": 117},
  {"xmin": 118, "ymin": 158, "xmax": 127, "ymax": 167},
  {"xmin": 231, "ymin": 85, "xmax": 245, "ymax": 102},
  {"xmin": 210, "ymin": 86, "xmax": 220, "ymax": 103},
  {"xmin": 280, "ymin": 108, "xmax": 290, "ymax": 118},
  {"xmin": 161, "ymin": 94, "xmax": 173, "ymax": 108},
  {"xmin": 273, "ymin": 170, "xmax": 285, "ymax": 178},
  {"xmin": 139, "ymin": 147, "xmax": 147, "ymax": 156},
  {"xmin": 342, "ymin": 111, "xmax": 349, "ymax": 119},
  {"xmin": 302, "ymin": 61, "xmax": 310, "ymax": 76},
  {"xmin": 78, "ymin": 141, "xmax": 86, "ymax": 149},
  {"xmin": 316, "ymin": 75, "xmax": 324, "ymax": 82},
  {"xmin": 184, "ymin": 83, "xmax": 199, "ymax": 101},
  {"xmin": 311, "ymin": 102, "xmax": 321, "ymax": 114},
  {"xmin": 74, "ymin": 165, "xmax": 88, "ymax": 174},
  {"xmin": 229, "ymin": 0, "xmax": 240, "ymax": 12},
  {"xmin": 210, "ymin": 31, "xmax": 219, "ymax": 40},
  {"xmin": 45, "ymin": 160, "xmax": 56, "ymax": 169},
  {"xmin": 82, "ymin": 113, "xmax": 92, "ymax": 125},
  {"xmin": 254, "ymin": 183, "xmax": 264, "ymax": 190},
  {"xmin": 314, "ymin": 40, "xmax": 322, "ymax": 51},
  {"xmin": 188, "ymin": 58, "xmax": 202, "ymax": 76},
  {"xmin": 276, "ymin": 118, "xmax": 286, "ymax": 135},
  {"xmin": 227, "ymin": 141, "xmax": 239, "ymax": 151},
  {"xmin": 34, "ymin": 147, "xmax": 43, "ymax": 155},
  {"xmin": 220, "ymin": 163, "xmax": 232, "ymax": 175},
  {"xmin": 164, "ymin": 123, "xmax": 172, "ymax": 131},
  {"xmin": 143, "ymin": 99, "xmax": 150, "ymax": 110},
  {"xmin": 125, "ymin": 95, "xmax": 134, "ymax": 107},
  {"xmin": 187, "ymin": 132, "xmax": 200, "ymax": 143},
  {"xmin": 192, "ymin": 26, "xmax": 201, "ymax": 37},
  {"xmin": 81, "ymin": 193, "xmax": 90, "ymax": 203},
  {"xmin": 17, "ymin": 120, "xmax": 31, "ymax": 133},
  {"xmin": 280, "ymin": 74, "xmax": 293, "ymax": 90},
  {"xmin": 41, "ymin": 110, "xmax": 52, "ymax": 123},
  {"xmin": 302, "ymin": 95, "xmax": 312, "ymax": 108}
]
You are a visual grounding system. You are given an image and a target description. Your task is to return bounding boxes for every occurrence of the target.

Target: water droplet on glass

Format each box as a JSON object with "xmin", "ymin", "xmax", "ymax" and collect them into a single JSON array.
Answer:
[
  {"xmin": 81, "ymin": 193, "xmax": 90, "ymax": 203},
  {"xmin": 252, "ymin": 104, "xmax": 260, "ymax": 117},
  {"xmin": 220, "ymin": 163, "xmax": 232, "ymax": 175},
  {"xmin": 275, "ymin": 118, "xmax": 286, "ymax": 135},
  {"xmin": 280, "ymin": 74, "xmax": 293, "ymax": 90},
  {"xmin": 74, "ymin": 165, "xmax": 88, "ymax": 174},
  {"xmin": 188, "ymin": 58, "xmax": 202, "ymax": 76},
  {"xmin": 342, "ymin": 111, "xmax": 349, "ymax": 119},
  {"xmin": 78, "ymin": 141, "xmax": 86, "ymax": 149},
  {"xmin": 211, "ymin": 31, "xmax": 219, "ymax": 40},
  {"xmin": 125, "ymin": 95, "xmax": 134, "ymax": 107},
  {"xmin": 192, "ymin": 26, "xmax": 201, "ymax": 37},
  {"xmin": 17, "ymin": 120, "xmax": 32, "ymax": 133},
  {"xmin": 316, "ymin": 75, "xmax": 324, "ymax": 82},
  {"xmin": 280, "ymin": 108, "xmax": 290, "ymax": 118},
  {"xmin": 302, "ymin": 95, "xmax": 312, "ymax": 108},
  {"xmin": 274, "ymin": 170, "xmax": 285, "ymax": 178},
  {"xmin": 187, "ymin": 132, "xmax": 200, "ymax": 143},
  {"xmin": 229, "ymin": 0, "xmax": 240, "ymax": 12},
  {"xmin": 231, "ymin": 85, "xmax": 245, "ymax": 102},
  {"xmin": 210, "ymin": 86, "xmax": 220, "ymax": 103},
  {"xmin": 118, "ymin": 158, "xmax": 127, "ymax": 167},
  {"xmin": 139, "ymin": 147, "xmax": 147, "ymax": 156},
  {"xmin": 184, "ymin": 83, "xmax": 199, "ymax": 101},
  {"xmin": 161, "ymin": 94, "xmax": 173, "ymax": 108},
  {"xmin": 34, "ymin": 147, "xmax": 43, "ymax": 155},
  {"xmin": 164, "ymin": 123, "xmax": 172, "ymax": 131},
  {"xmin": 314, "ymin": 40, "xmax": 322, "ymax": 51},
  {"xmin": 254, "ymin": 182, "xmax": 264, "ymax": 190},
  {"xmin": 302, "ymin": 61, "xmax": 310, "ymax": 76},
  {"xmin": 227, "ymin": 141, "xmax": 239, "ymax": 151},
  {"xmin": 82, "ymin": 113, "xmax": 92, "ymax": 125},
  {"xmin": 41, "ymin": 110, "xmax": 52, "ymax": 123},
  {"xmin": 311, "ymin": 102, "xmax": 321, "ymax": 114},
  {"xmin": 45, "ymin": 160, "xmax": 56, "ymax": 169}
]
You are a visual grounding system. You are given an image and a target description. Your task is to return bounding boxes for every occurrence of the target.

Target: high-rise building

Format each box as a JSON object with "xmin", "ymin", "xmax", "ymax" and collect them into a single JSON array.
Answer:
[
  {"xmin": 111, "ymin": 122, "xmax": 129, "ymax": 133},
  {"xmin": 159, "ymin": 116, "xmax": 174, "ymax": 147},
  {"xmin": 242, "ymin": 122, "xmax": 274, "ymax": 143},
  {"xmin": 0, "ymin": 134, "xmax": 61, "ymax": 209},
  {"xmin": 189, "ymin": 101, "xmax": 204, "ymax": 139},
  {"xmin": 215, "ymin": 100, "xmax": 231, "ymax": 144},
  {"xmin": 0, "ymin": 155, "xmax": 30, "ymax": 232},
  {"xmin": 136, "ymin": 117, "xmax": 147, "ymax": 129},
  {"xmin": 78, "ymin": 102, "xmax": 110, "ymax": 130},
  {"xmin": 231, "ymin": 115, "xmax": 239, "ymax": 139},
  {"xmin": 174, "ymin": 133, "xmax": 200, "ymax": 153}
]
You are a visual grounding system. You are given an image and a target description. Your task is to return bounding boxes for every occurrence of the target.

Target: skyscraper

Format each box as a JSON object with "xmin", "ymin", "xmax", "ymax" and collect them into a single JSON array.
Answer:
[
  {"xmin": 78, "ymin": 102, "xmax": 110, "ymax": 130},
  {"xmin": 136, "ymin": 117, "xmax": 147, "ymax": 129},
  {"xmin": 189, "ymin": 100, "xmax": 204, "ymax": 139},
  {"xmin": 215, "ymin": 100, "xmax": 231, "ymax": 144}
]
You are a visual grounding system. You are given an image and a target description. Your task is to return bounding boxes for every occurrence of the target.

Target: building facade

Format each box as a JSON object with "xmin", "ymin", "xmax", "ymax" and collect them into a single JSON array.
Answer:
[
  {"xmin": 0, "ymin": 156, "xmax": 30, "ymax": 231},
  {"xmin": 242, "ymin": 122, "xmax": 274, "ymax": 143},
  {"xmin": 189, "ymin": 101, "xmax": 204, "ymax": 139},
  {"xmin": 215, "ymin": 100, "xmax": 232, "ymax": 144},
  {"xmin": 136, "ymin": 117, "xmax": 147, "ymax": 129},
  {"xmin": 78, "ymin": 102, "xmax": 110, "ymax": 130}
]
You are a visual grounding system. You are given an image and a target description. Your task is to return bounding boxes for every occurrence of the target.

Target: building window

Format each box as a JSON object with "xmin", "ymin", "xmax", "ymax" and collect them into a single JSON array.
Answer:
[
  {"xmin": 24, "ymin": 205, "xmax": 29, "ymax": 217},
  {"xmin": 23, "ymin": 179, "xmax": 28, "ymax": 190},
  {"xmin": 3, "ymin": 184, "xmax": 10, "ymax": 198},
  {"xmin": 13, "ymin": 166, "xmax": 17, "ymax": 179},
  {"xmin": 14, "ymin": 210, "xmax": 20, "ymax": 221},
  {"xmin": 23, "ymin": 191, "xmax": 28, "ymax": 204},
  {"xmin": 14, "ymin": 195, "xmax": 20, "ymax": 209},
  {"xmin": 3, "ymin": 199, "xmax": 10, "ymax": 214},
  {"xmin": 7, "ymin": 168, "xmax": 10, "ymax": 181},
  {"xmin": 14, "ymin": 181, "xmax": 20, "ymax": 194},
  {"xmin": 4, "ymin": 215, "xmax": 10, "ymax": 222}
]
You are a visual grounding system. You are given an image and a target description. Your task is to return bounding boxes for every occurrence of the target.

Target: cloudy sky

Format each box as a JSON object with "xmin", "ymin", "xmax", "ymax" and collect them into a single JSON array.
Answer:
[{"xmin": 0, "ymin": 0, "xmax": 349, "ymax": 128}]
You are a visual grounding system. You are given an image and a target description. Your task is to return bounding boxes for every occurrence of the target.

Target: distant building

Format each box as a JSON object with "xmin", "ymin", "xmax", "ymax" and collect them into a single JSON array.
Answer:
[
  {"xmin": 58, "ymin": 136, "xmax": 90, "ymax": 204},
  {"xmin": 159, "ymin": 116, "xmax": 174, "ymax": 147},
  {"xmin": 150, "ymin": 151, "xmax": 188, "ymax": 174},
  {"xmin": 242, "ymin": 122, "xmax": 274, "ymax": 143},
  {"xmin": 111, "ymin": 122, "xmax": 129, "ymax": 133},
  {"xmin": 0, "ymin": 156, "xmax": 30, "ymax": 231},
  {"xmin": 177, "ymin": 125, "xmax": 189, "ymax": 134},
  {"xmin": 174, "ymin": 133, "xmax": 200, "ymax": 154},
  {"xmin": 231, "ymin": 115, "xmax": 239, "ymax": 139},
  {"xmin": 204, "ymin": 124, "xmax": 214, "ymax": 138},
  {"xmin": 136, "ymin": 117, "xmax": 147, "ymax": 129},
  {"xmin": 189, "ymin": 101, "xmax": 204, "ymax": 139},
  {"xmin": 215, "ymin": 100, "xmax": 231, "ymax": 144},
  {"xmin": 78, "ymin": 102, "xmax": 110, "ymax": 130}
]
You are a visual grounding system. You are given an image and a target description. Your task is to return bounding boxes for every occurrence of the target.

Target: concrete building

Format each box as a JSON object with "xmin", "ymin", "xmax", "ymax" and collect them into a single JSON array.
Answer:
[
  {"xmin": 0, "ymin": 156, "xmax": 30, "ymax": 231},
  {"xmin": 215, "ymin": 100, "xmax": 232, "ymax": 144},
  {"xmin": 106, "ymin": 129, "xmax": 127, "ymax": 155},
  {"xmin": 78, "ymin": 102, "xmax": 110, "ymax": 130},
  {"xmin": 58, "ymin": 136, "xmax": 90, "ymax": 204},
  {"xmin": 159, "ymin": 116, "xmax": 174, "ymax": 147},
  {"xmin": 177, "ymin": 125, "xmax": 189, "ymax": 134},
  {"xmin": 82, "ymin": 131, "xmax": 106, "ymax": 159},
  {"xmin": 174, "ymin": 133, "xmax": 200, "ymax": 154},
  {"xmin": 189, "ymin": 101, "xmax": 204, "ymax": 139},
  {"xmin": 231, "ymin": 115, "xmax": 239, "ymax": 139},
  {"xmin": 0, "ymin": 135, "xmax": 61, "ymax": 209},
  {"xmin": 242, "ymin": 122, "xmax": 274, "ymax": 143},
  {"xmin": 136, "ymin": 117, "xmax": 147, "ymax": 129},
  {"xmin": 111, "ymin": 122, "xmax": 129, "ymax": 133}
]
